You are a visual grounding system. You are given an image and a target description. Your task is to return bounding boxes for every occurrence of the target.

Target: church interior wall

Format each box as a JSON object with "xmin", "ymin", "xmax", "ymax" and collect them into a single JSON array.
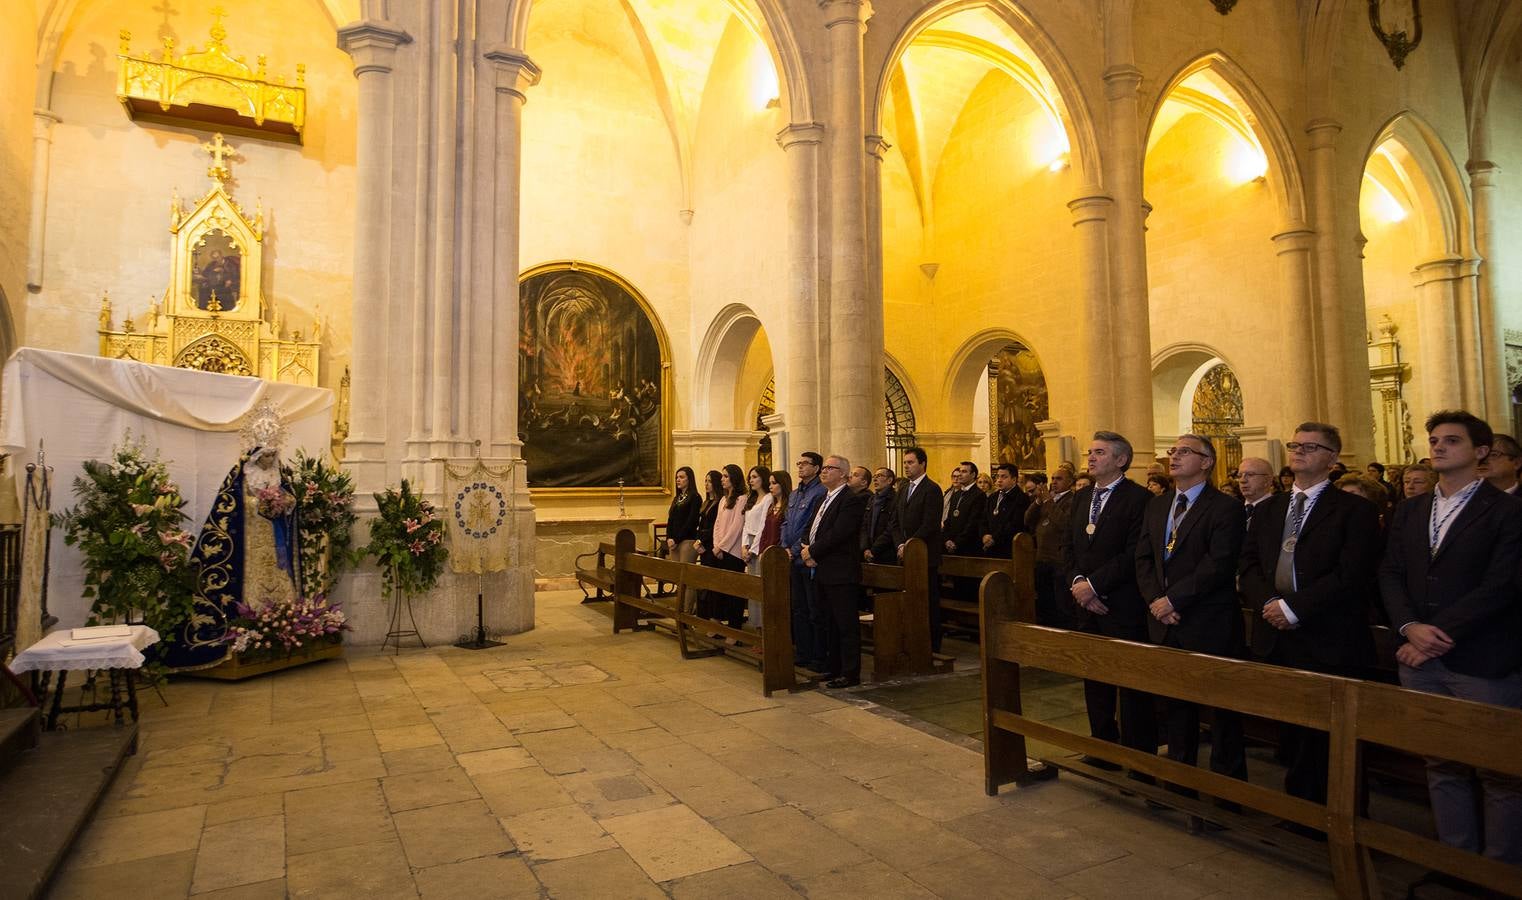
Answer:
[
  {"xmin": 29, "ymin": 1, "xmax": 356, "ymax": 394},
  {"xmin": 1488, "ymin": 47, "xmax": 1522, "ymax": 344},
  {"xmin": 0, "ymin": 4, "xmax": 39, "ymax": 341},
  {"xmin": 1143, "ymin": 111, "xmax": 1282, "ymax": 445}
]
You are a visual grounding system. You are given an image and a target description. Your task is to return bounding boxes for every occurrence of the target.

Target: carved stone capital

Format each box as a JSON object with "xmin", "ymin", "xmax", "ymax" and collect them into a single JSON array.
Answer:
[
  {"xmin": 818, "ymin": 0, "xmax": 869, "ymax": 29},
  {"xmin": 1466, "ymin": 159, "xmax": 1500, "ymax": 183},
  {"xmin": 481, "ymin": 46, "xmax": 542, "ymax": 100},
  {"xmin": 337, "ymin": 20, "xmax": 412, "ymax": 76},
  {"xmin": 1271, "ymin": 226, "xmax": 1316, "ymax": 254},
  {"xmin": 1102, "ymin": 65, "xmax": 1142, "ymax": 100},
  {"xmin": 776, "ymin": 122, "xmax": 824, "ymax": 150},
  {"xmin": 1305, "ymin": 118, "xmax": 1342, "ymax": 149},
  {"xmin": 1067, "ymin": 194, "xmax": 1113, "ymax": 225},
  {"xmin": 865, "ymin": 134, "xmax": 890, "ymax": 160}
]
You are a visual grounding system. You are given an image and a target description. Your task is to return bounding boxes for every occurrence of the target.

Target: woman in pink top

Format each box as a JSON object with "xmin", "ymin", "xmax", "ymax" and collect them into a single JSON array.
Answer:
[{"xmin": 705, "ymin": 463, "xmax": 748, "ymax": 628}]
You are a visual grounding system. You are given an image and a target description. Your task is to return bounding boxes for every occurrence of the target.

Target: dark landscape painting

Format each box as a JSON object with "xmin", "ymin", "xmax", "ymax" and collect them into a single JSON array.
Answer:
[{"xmin": 519, "ymin": 267, "xmax": 664, "ymax": 487}]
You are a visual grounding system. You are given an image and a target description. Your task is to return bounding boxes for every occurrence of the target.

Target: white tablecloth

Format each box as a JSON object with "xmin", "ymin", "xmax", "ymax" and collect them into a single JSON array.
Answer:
[{"xmin": 9, "ymin": 625, "xmax": 161, "ymax": 672}]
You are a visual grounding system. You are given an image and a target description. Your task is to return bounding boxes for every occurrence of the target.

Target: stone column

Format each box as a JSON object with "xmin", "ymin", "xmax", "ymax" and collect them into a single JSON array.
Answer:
[
  {"xmin": 1468, "ymin": 160, "xmax": 1510, "ymax": 426},
  {"xmin": 337, "ymin": 20, "xmax": 411, "ymax": 489},
  {"xmin": 1272, "ymin": 226, "xmax": 1320, "ymax": 426},
  {"xmin": 1412, "ymin": 259, "xmax": 1464, "ymax": 413},
  {"xmin": 865, "ymin": 133, "xmax": 890, "ymax": 466},
  {"xmin": 1453, "ymin": 259, "xmax": 1485, "ymax": 412},
  {"xmin": 1306, "ymin": 119, "xmax": 1349, "ymax": 424},
  {"xmin": 477, "ymin": 48, "xmax": 541, "ymax": 457},
  {"xmin": 777, "ymin": 123, "xmax": 823, "ymax": 455},
  {"xmin": 819, "ymin": 0, "xmax": 879, "ymax": 466},
  {"xmin": 1069, "ymin": 194, "xmax": 1115, "ymax": 437},
  {"xmin": 1101, "ymin": 65, "xmax": 1155, "ymax": 465},
  {"xmin": 25, "ymin": 109, "xmax": 60, "ymax": 291}
]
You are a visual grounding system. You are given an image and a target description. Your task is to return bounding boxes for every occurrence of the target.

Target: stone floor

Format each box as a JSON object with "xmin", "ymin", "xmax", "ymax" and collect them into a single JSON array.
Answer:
[{"xmin": 46, "ymin": 590, "xmax": 1340, "ymax": 899}]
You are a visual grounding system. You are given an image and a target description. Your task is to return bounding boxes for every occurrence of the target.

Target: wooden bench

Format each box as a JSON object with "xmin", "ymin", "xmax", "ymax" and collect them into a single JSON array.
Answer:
[
  {"xmin": 609, "ymin": 529, "xmax": 799, "ymax": 696},
  {"xmin": 978, "ymin": 570, "xmax": 1522, "ymax": 898},
  {"xmin": 938, "ymin": 534, "xmax": 1034, "ymax": 636},
  {"xmin": 860, "ymin": 538, "xmax": 944, "ymax": 678},
  {"xmin": 574, "ymin": 530, "xmax": 637, "ymax": 602}
]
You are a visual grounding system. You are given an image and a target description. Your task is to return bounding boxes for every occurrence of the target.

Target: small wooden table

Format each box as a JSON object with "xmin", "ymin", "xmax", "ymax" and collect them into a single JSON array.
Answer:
[{"xmin": 9, "ymin": 626, "xmax": 160, "ymax": 730}]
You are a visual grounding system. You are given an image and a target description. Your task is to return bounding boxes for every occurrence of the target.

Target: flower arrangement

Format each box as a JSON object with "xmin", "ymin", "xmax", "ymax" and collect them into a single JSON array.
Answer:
[
  {"xmin": 222, "ymin": 595, "xmax": 347, "ymax": 659},
  {"xmin": 54, "ymin": 436, "xmax": 198, "ymax": 637},
  {"xmin": 255, "ymin": 484, "xmax": 297, "ymax": 519},
  {"xmin": 291, "ymin": 451, "xmax": 359, "ymax": 598},
  {"xmin": 360, "ymin": 479, "xmax": 448, "ymax": 598}
]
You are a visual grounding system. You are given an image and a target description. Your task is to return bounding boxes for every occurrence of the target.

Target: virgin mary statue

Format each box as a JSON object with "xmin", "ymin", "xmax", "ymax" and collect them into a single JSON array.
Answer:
[{"xmin": 160, "ymin": 401, "xmax": 304, "ymax": 671}]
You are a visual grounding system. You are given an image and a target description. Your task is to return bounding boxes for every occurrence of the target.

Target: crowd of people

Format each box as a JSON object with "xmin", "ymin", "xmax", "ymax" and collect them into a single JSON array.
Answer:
[{"xmin": 660, "ymin": 408, "xmax": 1520, "ymax": 866}]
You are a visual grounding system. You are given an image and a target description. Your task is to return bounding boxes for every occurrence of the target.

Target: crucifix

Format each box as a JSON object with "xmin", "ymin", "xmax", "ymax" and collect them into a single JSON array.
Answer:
[{"xmin": 202, "ymin": 133, "xmax": 235, "ymax": 184}]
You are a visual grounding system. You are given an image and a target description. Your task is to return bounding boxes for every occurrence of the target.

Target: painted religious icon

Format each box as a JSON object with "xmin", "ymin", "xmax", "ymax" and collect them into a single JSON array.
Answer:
[
  {"xmin": 518, "ymin": 266, "xmax": 665, "ymax": 487},
  {"xmin": 192, "ymin": 230, "xmax": 242, "ymax": 310},
  {"xmin": 989, "ymin": 343, "xmax": 1049, "ymax": 471}
]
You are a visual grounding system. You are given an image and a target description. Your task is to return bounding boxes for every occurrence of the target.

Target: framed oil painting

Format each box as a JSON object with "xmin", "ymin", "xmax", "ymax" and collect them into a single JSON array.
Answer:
[
  {"xmin": 192, "ymin": 230, "xmax": 242, "ymax": 311},
  {"xmin": 518, "ymin": 262, "xmax": 668, "ymax": 489}
]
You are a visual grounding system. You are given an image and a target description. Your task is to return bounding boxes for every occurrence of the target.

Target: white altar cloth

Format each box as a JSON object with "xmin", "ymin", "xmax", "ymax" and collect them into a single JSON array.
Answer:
[
  {"xmin": 9, "ymin": 625, "xmax": 161, "ymax": 673},
  {"xmin": 0, "ymin": 348, "xmax": 333, "ymax": 629}
]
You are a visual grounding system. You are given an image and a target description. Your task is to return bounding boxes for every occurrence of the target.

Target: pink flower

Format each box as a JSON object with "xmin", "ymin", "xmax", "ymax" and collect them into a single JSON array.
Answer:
[
  {"xmin": 403, "ymin": 517, "xmax": 420, "ymax": 534},
  {"xmin": 409, "ymin": 539, "xmax": 426, "ymax": 555}
]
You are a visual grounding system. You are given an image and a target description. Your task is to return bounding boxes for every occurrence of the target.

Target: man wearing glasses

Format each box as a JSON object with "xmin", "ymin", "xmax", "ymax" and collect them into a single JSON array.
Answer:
[
  {"xmin": 1241, "ymin": 424, "xmax": 1379, "ymax": 817},
  {"xmin": 1234, "ymin": 458, "xmax": 1276, "ymax": 533},
  {"xmin": 783, "ymin": 452, "xmax": 828, "ymax": 672},
  {"xmin": 1135, "ymin": 434, "xmax": 1248, "ymax": 827},
  {"xmin": 1480, "ymin": 433, "xmax": 1521, "ymax": 495}
]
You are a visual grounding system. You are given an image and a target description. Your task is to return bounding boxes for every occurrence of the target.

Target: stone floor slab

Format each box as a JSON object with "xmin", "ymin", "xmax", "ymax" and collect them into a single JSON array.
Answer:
[
  {"xmin": 191, "ymin": 813, "xmax": 285, "ymax": 894},
  {"xmin": 47, "ymin": 849, "xmax": 197, "ymax": 900},
  {"xmin": 713, "ymin": 805, "xmax": 871, "ymax": 880},
  {"xmin": 530, "ymin": 847, "xmax": 667, "ymax": 899},
  {"xmin": 502, "ymin": 803, "xmax": 618, "ymax": 861},
  {"xmin": 286, "ymin": 839, "xmax": 416, "ymax": 900},
  {"xmin": 601, "ymin": 803, "xmax": 753, "ymax": 883},
  {"xmin": 382, "ymin": 765, "xmax": 480, "ymax": 812},
  {"xmin": 393, "ymin": 798, "xmax": 513, "ymax": 869},
  {"xmin": 667, "ymin": 861, "xmax": 803, "ymax": 898},
  {"xmin": 414, "ymin": 855, "xmax": 542, "ymax": 900}
]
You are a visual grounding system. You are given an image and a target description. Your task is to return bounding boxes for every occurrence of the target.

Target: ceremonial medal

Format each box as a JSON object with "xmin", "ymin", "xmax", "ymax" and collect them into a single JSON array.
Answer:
[
  {"xmin": 1085, "ymin": 523, "xmax": 1097, "ymax": 535},
  {"xmin": 1282, "ymin": 536, "xmax": 1298, "ymax": 553}
]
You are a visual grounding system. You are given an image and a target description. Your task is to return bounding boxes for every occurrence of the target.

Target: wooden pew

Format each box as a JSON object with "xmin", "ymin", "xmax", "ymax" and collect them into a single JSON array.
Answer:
[
  {"xmin": 610, "ymin": 530, "xmax": 799, "ymax": 696},
  {"xmin": 939, "ymin": 533, "xmax": 1034, "ymax": 637},
  {"xmin": 859, "ymin": 538, "xmax": 938, "ymax": 678},
  {"xmin": 979, "ymin": 569, "xmax": 1522, "ymax": 898},
  {"xmin": 573, "ymin": 529, "xmax": 637, "ymax": 602}
]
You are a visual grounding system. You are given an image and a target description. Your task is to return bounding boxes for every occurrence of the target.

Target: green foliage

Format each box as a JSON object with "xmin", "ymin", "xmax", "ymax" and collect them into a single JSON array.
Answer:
[
  {"xmin": 360, "ymin": 479, "xmax": 448, "ymax": 598},
  {"xmin": 291, "ymin": 451, "xmax": 359, "ymax": 598},
  {"xmin": 54, "ymin": 437, "xmax": 198, "ymax": 638}
]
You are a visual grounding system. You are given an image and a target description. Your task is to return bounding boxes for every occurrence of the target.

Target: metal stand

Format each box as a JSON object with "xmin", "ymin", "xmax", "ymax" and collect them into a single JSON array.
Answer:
[
  {"xmin": 454, "ymin": 579, "xmax": 502, "ymax": 650},
  {"xmin": 381, "ymin": 562, "xmax": 426, "ymax": 654}
]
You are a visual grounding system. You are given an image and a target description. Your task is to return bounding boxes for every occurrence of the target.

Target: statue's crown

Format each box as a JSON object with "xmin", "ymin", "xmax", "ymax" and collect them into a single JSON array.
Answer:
[{"xmin": 239, "ymin": 398, "xmax": 288, "ymax": 452}]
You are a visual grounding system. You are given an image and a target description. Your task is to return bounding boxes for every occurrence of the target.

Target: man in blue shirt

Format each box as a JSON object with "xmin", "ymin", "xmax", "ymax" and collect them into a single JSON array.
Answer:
[{"xmin": 782, "ymin": 451, "xmax": 828, "ymax": 671}]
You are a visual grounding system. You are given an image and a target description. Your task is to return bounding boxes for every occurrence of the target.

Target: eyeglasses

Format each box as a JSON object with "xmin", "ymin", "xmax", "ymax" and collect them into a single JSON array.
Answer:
[
  {"xmin": 1285, "ymin": 441, "xmax": 1335, "ymax": 454},
  {"xmin": 820, "ymin": 464, "xmax": 842, "ymax": 471},
  {"xmin": 1235, "ymin": 471, "xmax": 1270, "ymax": 479},
  {"xmin": 1165, "ymin": 447, "xmax": 1209, "ymax": 458}
]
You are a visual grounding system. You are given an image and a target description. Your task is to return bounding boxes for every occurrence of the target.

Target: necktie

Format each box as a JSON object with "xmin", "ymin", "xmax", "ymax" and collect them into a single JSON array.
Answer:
[
  {"xmin": 993, "ymin": 491, "xmax": 1003, "ymax": 515},
  {"xmin": 1274, "ymin": 492, "xmax": 1306, "ymax": 594},
  {"xmin": 1244, "ymin": 502, "xmax": 1255, "ymax": 529},
  {"xmin": 1089, "ymin": 490, "xmax": 1114, "ymax": 539},
  {"xmin": 1165, "ymin": 493, "xmax": 1188, "ymax": 558},
  {"xmin": 809, "ymin": 491, "xmax": 833, "ymax": 542}
]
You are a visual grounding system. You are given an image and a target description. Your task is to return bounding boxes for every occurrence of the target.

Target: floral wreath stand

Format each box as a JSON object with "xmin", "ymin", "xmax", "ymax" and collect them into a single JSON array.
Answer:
[{"xmin": 380, "ymin": 561, "xmax": 427, "ymax": 654}]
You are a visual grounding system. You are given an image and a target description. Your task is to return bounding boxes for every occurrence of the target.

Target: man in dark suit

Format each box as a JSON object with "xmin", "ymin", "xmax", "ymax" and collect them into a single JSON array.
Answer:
[
  {"xmin": 1380, "ymin": 410, "xmax": 1522, "ymax": 865},
  {"xmin": 862, "ymin": 466, "xmax": 898, "ymax": 563},
  {"xmin": 943, "ymin": 461, "xmax": 986, "ymax": 556},
  {"xmin": 1026, "ymin": 467, "xmax": 1077, "ymax": 627},
  {"xmin": 802, "ymin": 454, "xmax": 870, "ymax": 689},
  {"xmin": 1067, "ymin": 431, "xmax": 1156, "ymax": 763},
  {"xmin": 1136, "ymin": 434, "xmax": 1248, "ymax": 816},
  {"xmin": 892, "ymin": 447, "xmax": 945, "ymax": 652},
  {"xmin": 1241, "ymin": 422, "xmax": 1379, "ymax": 809},
  {"xmin": 981, "ymin": 462, "xmax": 1029, "ymax": 558}
]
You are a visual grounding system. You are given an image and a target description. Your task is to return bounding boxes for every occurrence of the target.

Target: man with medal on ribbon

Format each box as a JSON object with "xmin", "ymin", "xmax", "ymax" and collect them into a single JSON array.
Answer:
[
  {"xmin": 1241, "ymin": 422, "xmax": 1379, "ymax": 821},
  {"xmin": 1379, "ymin": 410, "xmax": 1522, "ymax": 866},
  {"xmin": 1134, "ymin": 433, "xmax": 1247, "ymax": 827}
]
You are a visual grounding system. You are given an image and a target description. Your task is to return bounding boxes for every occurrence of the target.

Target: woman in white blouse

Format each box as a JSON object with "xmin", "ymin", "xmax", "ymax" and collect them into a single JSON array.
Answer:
[{"xmin": 740, "ymin": 464, "xmax": 775, "ymax": 628}]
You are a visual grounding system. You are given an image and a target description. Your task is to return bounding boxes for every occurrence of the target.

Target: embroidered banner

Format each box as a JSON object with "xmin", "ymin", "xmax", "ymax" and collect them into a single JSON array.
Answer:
[{"xmin": 442, "ymin": 458, "xmax": 518, "ymax": 574}]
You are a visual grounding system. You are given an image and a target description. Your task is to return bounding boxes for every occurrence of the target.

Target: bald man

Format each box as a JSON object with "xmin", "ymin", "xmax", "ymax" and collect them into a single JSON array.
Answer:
[{"xmin": 1235, "ymin": 457, "xmax": 1276, "ymax": 533}]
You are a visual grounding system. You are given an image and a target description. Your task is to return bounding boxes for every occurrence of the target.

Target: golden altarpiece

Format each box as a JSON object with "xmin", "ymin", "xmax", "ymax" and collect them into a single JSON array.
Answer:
[{"xmin": 97, "ymin": 133, "xmax": 320, "ymax": 389}]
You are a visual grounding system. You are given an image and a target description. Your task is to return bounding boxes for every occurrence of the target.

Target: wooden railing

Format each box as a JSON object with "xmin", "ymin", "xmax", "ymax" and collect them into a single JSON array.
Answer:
[
  {"xmin": 610, "ymin": 529, "xmax": 798, "ymax": 696},
  {"xmin": 860, "ymin": 539, "xmax": 932, "ymax": 678},
  {"xmin": 574, "ymin": 530, "xmax": 637, "ymax": 602},
  {"xmin": 979, "ymin": 570, "xmax": 1522, "ymax": 898},
  {"xmin": 940, "ymin": 534, "xmax": 1035, "ymax": 634}
]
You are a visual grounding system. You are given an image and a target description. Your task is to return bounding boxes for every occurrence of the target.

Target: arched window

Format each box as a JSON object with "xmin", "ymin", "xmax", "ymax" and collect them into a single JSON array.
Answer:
[{"xmin": 885, "ymin": 367, "xmax": 917, "ymax": 475}]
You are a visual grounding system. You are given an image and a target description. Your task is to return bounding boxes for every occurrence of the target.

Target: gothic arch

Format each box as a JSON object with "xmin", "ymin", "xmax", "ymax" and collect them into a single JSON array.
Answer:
[
  {"xmin": 1144, "ymin": 51, "xmax": 1309, "ymax": 230},
  {"xmin": 883, "ymin": 350, "xmax": 925, "ymax": 427},
  {"xmin": 501, "ymin": 0, "xmax": 813, "ymax": 125},
  {"xmin": 942, "ymin": 327, "xmax": 1046, "ymax": 432},
  {"xmin": 692, "ymin": 302, "xmax": 774, "ymax": 431},
  {"xmin": 1150, "ymin": 342, "xmax": 1245, "ymax": 439},
  {"xmin": 870, "ymin": 0, "xmax": 1103, "ymax": 191},
  {"xmin": 1362, "ymin": 112, "xmax": 1476, "ymax": 261}
]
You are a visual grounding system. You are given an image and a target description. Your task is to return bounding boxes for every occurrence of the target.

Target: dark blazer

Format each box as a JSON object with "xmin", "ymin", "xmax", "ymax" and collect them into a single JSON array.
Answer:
[
  {"xmin": 1065, "ymin": 478, "xmax": 1151, "ymax": 637},
  {"xmin": 892, "ymin": 476, "xmax": 944, "ymax": 566},
  {"xmin": 862, "ymin": 486, "xmax": 898, "ymax": 559},
  {"xmin": 1135, "ymin": 482, "xmax": 1246, "ymax": 654},
  {"xmin": 806, "ymin": 488, "xmax": 869, "ymax": 586},
  {"xmin": 942, "ymin": 486, "xmax": 986, "ymax": 555},
  {"xmin": 665, "ymin": 491, "xmax": 701, "ymax": 544},
  {"xmin": 1241, "ymin": 486, "xmax": 1379, "ymax": 671},
  {"xmin": 694, "ymin": 501, "xmax": 718, "ymax": 564},
  {"xmin": 1379, "ymin": 480, "xmax": 1522, "ymax": 679},
  {"xmin": 982, "ymin": 487, "xmax": 1030, "ymax": 558}
]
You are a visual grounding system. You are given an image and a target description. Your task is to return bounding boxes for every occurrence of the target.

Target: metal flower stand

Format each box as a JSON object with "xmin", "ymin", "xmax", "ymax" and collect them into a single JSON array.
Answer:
[{"xmin": 380, "ymin": 561, "xmax": 426, "ymax": 654}]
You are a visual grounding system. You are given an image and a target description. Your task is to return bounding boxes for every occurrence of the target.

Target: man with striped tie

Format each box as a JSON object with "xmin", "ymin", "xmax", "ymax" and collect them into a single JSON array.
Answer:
[{"xmin": 1067, "ymin": 432, "xmax": 1156, "ymax": 766}]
